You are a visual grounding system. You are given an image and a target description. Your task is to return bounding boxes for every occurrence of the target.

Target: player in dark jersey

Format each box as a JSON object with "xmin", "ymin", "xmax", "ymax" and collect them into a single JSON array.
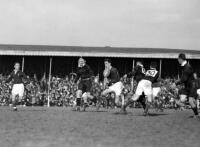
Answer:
[
  {"xmin": 128, "ymin": 61, "xmax": 146, "ymax": 83},
  {"xmin": 6, "ymin": 62, "xmax": 28, "ymax": 111},
  {"xmin": 74, "ymin": 57, "xmax": 94, "ymax": 111},
  {"xmin": 127, "ymin": 61, "xmax": 147, "ymax": 110},
  {"xmin": 174, "ymin": 53, "xmax": 199, "ymax": 118},
  {"xmin": 121, "ymin": 62, "xmax": 159, "ymax": 116},
  {"xmin": 101, "ymin": 59, "xmax": 124, "ymax": 107}
]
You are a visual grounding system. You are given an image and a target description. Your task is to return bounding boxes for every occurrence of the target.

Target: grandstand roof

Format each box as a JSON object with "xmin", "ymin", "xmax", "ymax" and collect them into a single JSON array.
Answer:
[{"xmin": 0, "ymin": 44, "xmax": 199, "ymax": 59}]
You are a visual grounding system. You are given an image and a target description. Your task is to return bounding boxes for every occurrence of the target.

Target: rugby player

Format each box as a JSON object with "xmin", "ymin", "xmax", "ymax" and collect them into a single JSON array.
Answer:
[
  {"xmin": 194, "ymin": 73, "xmax": 200, "ymax": 109},
  {"xmin": 74, "ymin": 57, "xmax": 94, "ymax": 111},
  {"xmin": 174, "ymin": 53, "xmax": 199, "ymax": 118},
  {"xmin": 127, "ymin": 61, "xmax": 146, "ymax": 110},
  {"xmin": 6, "ymin": 62, "xmax": 28, "ymax": 111},
  {"xmin": 101, "ymin": 59, "xmax": 124, "ymax": 107},
  {"xmin": 121, "ymin": 62, "xmax": 159, "ymax": 116}
]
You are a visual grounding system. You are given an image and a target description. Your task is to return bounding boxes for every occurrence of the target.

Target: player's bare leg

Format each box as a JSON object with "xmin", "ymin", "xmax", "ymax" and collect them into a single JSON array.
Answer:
[
  {"xmin": 114, "ymin": 95, "xmax": 120, "ymax": 107},
  {"xmin": 100, "ymin": 89, "xmax": 111, "ymax": 110},
  {"xmin": 12, "ymin": 94, "xmax": 17, "ymax": 111},
  {"xmin": 102, "ymin": 89, "xmax": 112, "ymax": 97}
]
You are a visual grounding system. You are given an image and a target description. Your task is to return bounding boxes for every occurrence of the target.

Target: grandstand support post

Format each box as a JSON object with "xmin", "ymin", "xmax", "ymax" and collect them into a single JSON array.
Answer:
[
  {"xmin": 131, "ymin": 59, "xmax": 135, "ymax": 91},
  {"xmin": 22, "ymin": 56, "xmax": 25, "ymax": 72},
  {"xmin": 159, "ymin": 59, "xmax": 162, "ymax": 78},
  {"xmin": 132, "ymin": 59, "xmax": 135, "ymax": 69},
  {"xmin": 47, "ymin": 57, "xmax": 52, "ymax": 107}
]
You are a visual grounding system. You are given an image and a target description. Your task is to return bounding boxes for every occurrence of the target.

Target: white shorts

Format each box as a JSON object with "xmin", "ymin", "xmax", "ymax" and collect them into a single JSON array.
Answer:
[
  {"xmin": 12, "ymin": 84, "xmax": 24, "ymax": 97},
  {"xmin": 153, "ymin": 87, "xmax": 161, "ymax": 98},
  {"xmin": 197, "ymin": 89, "xmax": 200, "ymax": 96},
  {"xmin": 135, "ymin": 79, "xmax": 152, "ymax": 96},
  {"xmin": 109, "ymin": 81, "xmax": 124, "ymax": 96}
]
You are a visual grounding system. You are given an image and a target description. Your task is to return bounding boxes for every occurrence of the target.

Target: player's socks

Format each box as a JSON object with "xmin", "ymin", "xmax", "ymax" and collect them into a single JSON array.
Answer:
[
  {"xmin": 192, "ymin": 107, "xmax": 198, "ymax": 116},
  {"xmin": 76, "ymin": 98, "xmax": 81, "ymax": 106},
  {"xmin": 12, "ymin": 99, "xmax": 17, "ymax": 108},
  {"xmin": 141, "ymin": 101, "xmax": 146, "ymax": 110},
  {"xmin": 76, "ymin": 98, "xmax": 81, "ymax": 111},
  {"xmin": 126, "ymin": 99, "xmax": 135, "ymax": 107},
  {"xmin": 121, "ymin": 99, "xmax": 134, "ymax": 113},
  {"xmin": 12, "ymin": 99, "xmax": 17, "ymax": 111},
  {"xmin": 144, "ymin": 102, "xmax": 150, "ymax": 116},
  {"xmin": 83, "ymin": 103, "xmax": 87, "ymax": 111}
]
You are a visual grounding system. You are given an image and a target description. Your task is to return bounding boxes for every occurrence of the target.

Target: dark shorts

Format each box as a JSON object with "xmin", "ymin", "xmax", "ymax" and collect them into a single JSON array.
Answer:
[
  {"xmin": 179, "ymin": 81, "xmax": 197, "ymax": 99},
  {"xmin": 78, "ymin": 79, "xmax": 92, "ymax": 93}
]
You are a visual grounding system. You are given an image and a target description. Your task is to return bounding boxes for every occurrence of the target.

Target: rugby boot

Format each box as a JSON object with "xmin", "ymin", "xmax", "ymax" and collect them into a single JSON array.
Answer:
[
  {"xmin": 76, "ymin": 106, "xmax": 81, "ymax": 111},
  {"xmin": 143, "ymin": 111, "xmax": 149, "ymax": 116},
  {"xmin": 13, "ymin": 107, "xmax": 18, "ymax": 111}
]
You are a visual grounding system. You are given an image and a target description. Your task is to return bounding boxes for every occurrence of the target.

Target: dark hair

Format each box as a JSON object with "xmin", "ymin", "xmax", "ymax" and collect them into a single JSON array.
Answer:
[
  {"xmin": 150, "ymin": 62, "xmax": 157, "ymax": 68},
  {"xmin": 178, "ymin": 53, "xmax": 186, "ymax": 60},
  {"xmin": 104, "ymin": 58, "xmax": 111, "ymax": 63}
]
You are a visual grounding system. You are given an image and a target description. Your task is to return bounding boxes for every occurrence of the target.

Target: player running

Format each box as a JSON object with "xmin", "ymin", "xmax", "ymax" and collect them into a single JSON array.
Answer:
[
  {"xmin": 74, "ymin": 57, "xmax": 94, "ymax": 111},
  {"xmin": 127, "ymin": 61, "xmax": 146, "ymax": 110},
  {"xmin": 121, "ymin": 62, "xmax": 159, "ymax": 116},
  {"xmin": 101, "ymin": 59, "xmax": 124, "ymax": 107},
  {"xmin": 6, "ymin": 62, "xmax": 28, "ymax": 111},
  {"xmin": 173, "ymin": 53, "xmax": 199, "ymax": 118}
]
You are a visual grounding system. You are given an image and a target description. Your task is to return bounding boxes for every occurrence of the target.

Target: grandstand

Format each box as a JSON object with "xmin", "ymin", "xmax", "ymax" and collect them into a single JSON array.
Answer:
[{"xmin": 0, "ymin": 44, "xmax": 200, "ymax": 79}]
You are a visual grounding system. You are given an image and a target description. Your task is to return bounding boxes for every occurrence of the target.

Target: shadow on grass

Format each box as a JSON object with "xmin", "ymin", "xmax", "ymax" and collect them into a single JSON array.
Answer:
[
  {"xmin": 18, "ymin": 109, "xmax": 47, "ymax": 112},
  {"xmin": 80, "ymin": 110, "xmax": 108, "ymax": 113},
  {"xmin": 113, "ymin": 112, "xmax": 169, "ymax": 117},
  {"xmin": 112, "ymin": 112, "xmax": 132, "ymax": 115},
  {"xmin": 136, "ymin": 113, "xmax": 169, "ymax": 117}
]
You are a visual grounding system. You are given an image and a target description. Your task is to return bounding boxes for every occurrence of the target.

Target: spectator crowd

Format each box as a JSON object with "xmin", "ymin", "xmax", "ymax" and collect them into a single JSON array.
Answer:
[{"xmin": 0, "ymin": 73, "xmax": 199, "ymax": 109}]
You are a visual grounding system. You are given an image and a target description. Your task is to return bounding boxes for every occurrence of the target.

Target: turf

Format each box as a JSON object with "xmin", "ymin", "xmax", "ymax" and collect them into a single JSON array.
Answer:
[{"xmin": 0, "ymin": 107, "xmax": 199, "ymax": 147}]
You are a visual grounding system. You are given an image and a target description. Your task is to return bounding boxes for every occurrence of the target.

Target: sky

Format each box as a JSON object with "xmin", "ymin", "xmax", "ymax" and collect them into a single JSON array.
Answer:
[{"xmin": 0, "ymin": 0, "xmax": 199, "ymax": 50}]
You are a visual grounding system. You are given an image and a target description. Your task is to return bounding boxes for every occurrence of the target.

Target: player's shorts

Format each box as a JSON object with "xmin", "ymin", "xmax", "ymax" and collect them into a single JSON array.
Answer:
[
  {"xmin": 78, "ymin": 79, "xmax": 92, "ymax": 93},
  {"xmin": 12, "ymin": 83, "xmax": 24, "ymax": 97},
  {"xmin": 108, "ymin": 81, "xmax": 124, "ymax": 97},
  {"xmin": 135, "ymin": 79, "xmax": 152, "ymax": 96},
  {"xmin": 197, "ymin": 89, "xmax": 200, "ymax": 96},
  {"xmin": 179, "ymin": 81, "xmax": 197, "ymax": 99},
  {"xmin": 153, "ymin": 87, "xmax": 161, "ymax": 99}
]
